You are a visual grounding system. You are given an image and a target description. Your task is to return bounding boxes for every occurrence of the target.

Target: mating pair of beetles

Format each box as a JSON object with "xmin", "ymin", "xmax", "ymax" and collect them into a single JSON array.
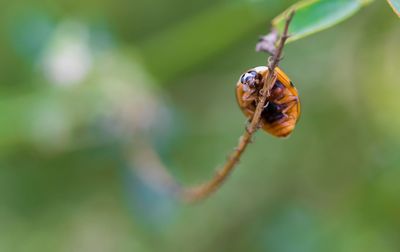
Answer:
[{"xmin": 236, "ymin": 66, "xmax": 300, "ymax": 137}]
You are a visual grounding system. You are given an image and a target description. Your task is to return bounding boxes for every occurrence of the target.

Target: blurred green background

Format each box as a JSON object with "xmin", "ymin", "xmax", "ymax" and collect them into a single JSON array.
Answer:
[{"xmin": 1, "ymin": 0, "xmax": 400, "ymax": 251}]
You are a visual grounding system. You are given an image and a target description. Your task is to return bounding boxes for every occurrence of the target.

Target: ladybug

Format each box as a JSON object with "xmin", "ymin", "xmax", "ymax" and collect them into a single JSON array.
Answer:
[{"xmin": 236, "ymin": 66, "xmax": 300, "ymax": 137}]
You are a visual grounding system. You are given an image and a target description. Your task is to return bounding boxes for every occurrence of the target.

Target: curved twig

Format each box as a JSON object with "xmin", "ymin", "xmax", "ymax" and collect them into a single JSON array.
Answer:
[
  {"xmin": 131, "ymin": 11, "xmax": 295, "ymax": 203},
  {"xmin": 181, "ymin": 11, "xmax": 295, "ymax": 202}
]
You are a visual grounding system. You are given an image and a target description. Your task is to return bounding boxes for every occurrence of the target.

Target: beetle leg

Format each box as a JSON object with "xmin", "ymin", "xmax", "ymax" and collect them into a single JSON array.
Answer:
[
  {"xmin": 268, "ymin": 113, "xmax": 289, "ymax": 126},
  {"xmin": 273, "ymin": 93, "xmax": 285, "ymax": 101},
  {"xmin": 275, "ymin": 96, "xmax": 298, "ymax": 113},
  {"xmin": 282, "ymin": 101, "xmax": 297, "ymax": 114},
  {"xmin": 241, "ymin": 92, "xmax": 257, "ymax": 109},
  {"xmin": 275, "ymin": 95, "xmax": 298, "ymax": 105},
  {"xmin": 242, "ymin": 91, "xmax": 257, "ymax": 103}
]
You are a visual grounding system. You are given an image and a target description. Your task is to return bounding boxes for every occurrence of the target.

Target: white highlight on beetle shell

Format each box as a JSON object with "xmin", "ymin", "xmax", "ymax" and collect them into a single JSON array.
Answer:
[{"xmin": 252, "ymin": 66, "xmax": 268, "ymax": 73}]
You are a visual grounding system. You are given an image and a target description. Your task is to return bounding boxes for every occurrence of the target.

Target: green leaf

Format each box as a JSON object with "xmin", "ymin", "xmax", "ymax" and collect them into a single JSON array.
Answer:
[
  {"xmin": 272, "ymin": 0, "xmax": 374, "ymax": 43},
  {"xmin": 387, "ymin": 0, "xmax": 400, "ymax": 17}
]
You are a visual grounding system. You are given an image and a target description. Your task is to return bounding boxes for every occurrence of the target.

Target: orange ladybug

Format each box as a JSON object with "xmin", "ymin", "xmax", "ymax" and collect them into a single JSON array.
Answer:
[{"xmin": 236, "ymin": 66, "xmax": 300, "ymax": 137}]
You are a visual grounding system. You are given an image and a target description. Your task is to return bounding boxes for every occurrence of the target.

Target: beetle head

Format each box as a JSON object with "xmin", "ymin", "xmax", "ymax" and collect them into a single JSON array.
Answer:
[{"xmin": 240, "ymin": 70, "xmax": 258, "ymax": 92}]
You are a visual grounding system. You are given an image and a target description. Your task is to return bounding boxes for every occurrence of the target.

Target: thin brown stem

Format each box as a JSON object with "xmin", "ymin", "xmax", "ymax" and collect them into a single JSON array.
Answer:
[{"xmin": 181, "ymin": 11, "xmax": 295, "ymax": 203}]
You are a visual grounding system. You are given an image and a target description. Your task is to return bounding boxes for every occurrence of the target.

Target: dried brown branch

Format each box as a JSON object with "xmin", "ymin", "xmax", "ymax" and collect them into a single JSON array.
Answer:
[
  {"xmin": 181, "ymin": 11, "xmax": 295, "ymax": 203},
  {"xmin": 129, "ymin": 12, "xmax": 295, "ymax": 203}
]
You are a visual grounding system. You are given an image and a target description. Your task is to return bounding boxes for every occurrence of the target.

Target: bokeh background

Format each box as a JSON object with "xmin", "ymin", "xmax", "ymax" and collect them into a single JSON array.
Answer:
[{"xmin": 1, "ymin": 0, "xmax": 400, "ymax": 251}]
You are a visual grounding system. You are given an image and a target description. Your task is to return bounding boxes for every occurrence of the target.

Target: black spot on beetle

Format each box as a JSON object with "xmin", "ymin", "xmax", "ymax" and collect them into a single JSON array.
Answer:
[
  {"xmin": 270, "ymin": 81, "xmax": 285, "ymax": 100},
  {"xmin": 290, "ymin": 81, "xmax": 295, "ymax": 87},
  {"xmin": 247, "ymin": 70, "xmax": 257, "ymax": 76},
  {"xmin": 240, "ymin": 74, "xmax": 246, "ymax": 83},
  {"xmin": 272, "ymin": 81, "xmax": 284, "ymax": 90},
  {"xmin": 261, "ymin": 102, "xmax": 286, "ymax": 123}
]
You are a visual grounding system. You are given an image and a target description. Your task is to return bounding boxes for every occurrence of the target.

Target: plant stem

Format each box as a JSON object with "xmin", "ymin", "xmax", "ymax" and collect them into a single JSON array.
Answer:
[{"xmin": 181, "ymin": 11, "xmax": 295, "ymax": 203}]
